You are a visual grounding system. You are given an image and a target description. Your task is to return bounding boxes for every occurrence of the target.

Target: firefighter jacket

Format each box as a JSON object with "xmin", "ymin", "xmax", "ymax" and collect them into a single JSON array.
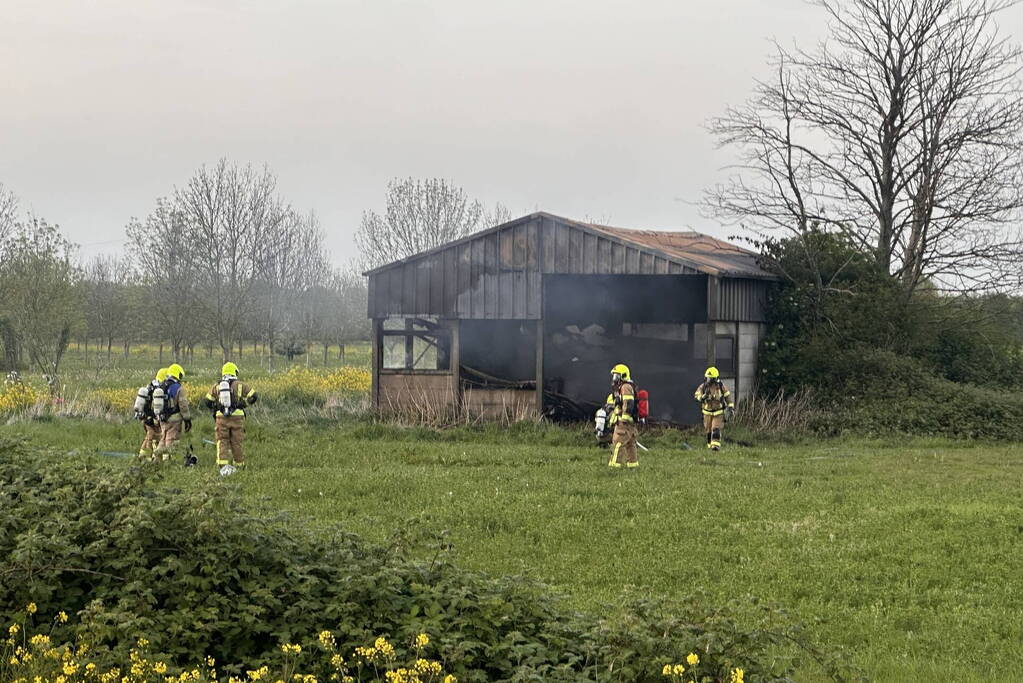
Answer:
[
  {"xmin": 695, "ymin": 380, "xmax": 733, "ymax": 416},
  {"xmin": 614, "ymin": 381, "xmax": 637, "ymax": 423},
  {"xmin": 164, "ymin": 380, "xmax": 191, "ymax": 422},
  {"xmin": 204, "ymin": 379, "xmax": 258, "ymax": 418}
]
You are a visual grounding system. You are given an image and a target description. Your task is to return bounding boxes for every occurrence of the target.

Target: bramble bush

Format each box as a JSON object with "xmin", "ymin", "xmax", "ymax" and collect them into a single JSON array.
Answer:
[
  {"xmin": 756, "ymin": 229, "xmax": 1023, "ymax": 440},
  {"xmin": 0, "ymin": 439, "xmax": 852, "ymax": 682}
]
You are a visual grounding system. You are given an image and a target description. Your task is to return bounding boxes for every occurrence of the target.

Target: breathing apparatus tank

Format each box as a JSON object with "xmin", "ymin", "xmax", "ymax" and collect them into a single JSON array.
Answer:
[
  {"xmin": 133, "ymin": 386, "xmax": 150, "ymax": 418},
  {"xmin": 218, "ymin": 378, "xmax": 234, "ymax": 415},
  {"xmin": 637, "ymin": 390, "xmax": 649, "ymax": 424},
  {"xmin": 151, "ymin": 385, "xmax": 166, "ymax": 419},
  {"xmin": 594, "ymin": 407, "xmax": 608, "ymax": 439}
]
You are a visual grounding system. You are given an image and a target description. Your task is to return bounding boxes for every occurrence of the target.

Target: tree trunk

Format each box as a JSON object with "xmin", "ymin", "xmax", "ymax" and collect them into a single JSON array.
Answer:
[
  {"xmin": 159, "ymin": 343, "xmax": 164, "ymax": 363},
  {"xmin": 107, "ymin": 338, "xmax": 113, "ymax": 362},
  {"xmin": 339, "ymin": 343, "xmax": 345, "ymax": 364},
  {"xmin": 323, "ymin": 342, "xmax": 328, "ymax": 366}
]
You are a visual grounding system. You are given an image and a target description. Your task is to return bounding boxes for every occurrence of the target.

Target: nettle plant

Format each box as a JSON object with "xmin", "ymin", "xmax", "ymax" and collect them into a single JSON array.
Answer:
[{"xmin": 0, "ymin": 439, "xmax": 854, "ymax": 682}]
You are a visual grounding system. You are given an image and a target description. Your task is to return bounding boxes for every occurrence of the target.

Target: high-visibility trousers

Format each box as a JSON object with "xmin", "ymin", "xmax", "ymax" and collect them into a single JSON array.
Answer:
[
  {"xmin": 155, "ymin": 420, "xmax": 182, "ymax": 460},
  {"xmin": 703, "ymin": 413, "xmax": 724, "ymax": 449},
  {"xmin": 215, "ymin": 415, "xmax": 246, "ymax": 466},
  {"xmin": 609, "ymin": 421, "xmax": 639, "ymax": 468},
  {"xmin": 139, "ymin": 420, "xmax": 161, "ymax": 457}
]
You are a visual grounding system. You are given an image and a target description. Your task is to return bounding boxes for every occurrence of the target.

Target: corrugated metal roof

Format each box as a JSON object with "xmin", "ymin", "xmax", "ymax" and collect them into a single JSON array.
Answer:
[
  {"xmin": 573, "ymin": 220, "xmax": 772, "ymax": 279},
  {"xmin": 364, "ymin": 212, "xmax": 775, "ymax": 280}
]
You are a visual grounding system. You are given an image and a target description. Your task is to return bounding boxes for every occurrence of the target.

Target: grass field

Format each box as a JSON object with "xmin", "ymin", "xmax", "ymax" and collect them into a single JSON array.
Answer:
[{"xmin": 6, "ymin": 412, "xmax": 1023, "ymax": 682}]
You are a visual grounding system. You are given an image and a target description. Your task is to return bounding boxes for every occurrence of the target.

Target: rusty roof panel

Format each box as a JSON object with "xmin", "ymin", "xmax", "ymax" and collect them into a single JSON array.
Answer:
[{"xmin": 578, "ymin": 221, "xmax": 773, "ymax": 280}]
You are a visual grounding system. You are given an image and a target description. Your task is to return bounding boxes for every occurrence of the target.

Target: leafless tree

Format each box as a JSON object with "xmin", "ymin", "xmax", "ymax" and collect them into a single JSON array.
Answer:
[
  {"xmin": 705, "ymin": 0, "xmax": 1023, "ymax": 295},
  {"xmin": 126, "ymin": 199, "xmax": 202, "ymax": 358},
  {"xmin": 176, "ymin": 159, "xmax": 287, "ymax": 359},
  {"xmin": 83, "ymin": 255, "xmax": 135, "ymax": 360},
  {"xmin": 255, "ymin": 209, "xmax": 331, "ymax": 368},
  {"xmin": 356, "ymin": 178, "xmax": 488, "ymax": 270}
]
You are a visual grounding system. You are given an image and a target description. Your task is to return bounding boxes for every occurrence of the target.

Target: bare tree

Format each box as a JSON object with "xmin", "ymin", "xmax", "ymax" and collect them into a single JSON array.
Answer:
[
  {"xmin": 705, "ymin": 0, "xmax": 1023, "ymax": 295},
  {"xmin": 84, "ymin": 255, "xmax": 134, "ymax": 361},
  {"xmin": 255, "ymin": 209, "xmax": 330, "ymax": 369},
  {"xmin": 126, "ymin": 199, "xmax": 202, "ymax": 358},
  {"xmin": 176, "ymin": 159, "xmax": 287, "ymax": 359},
  {"xmin": 356, "ymin": 178, "xmax": 488, "ymax": 270}
]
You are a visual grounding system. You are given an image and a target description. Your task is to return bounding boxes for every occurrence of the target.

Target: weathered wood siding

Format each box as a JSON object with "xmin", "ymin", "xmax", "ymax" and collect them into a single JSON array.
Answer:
[{"xmin": 368, "ymin": 215, "xmax": 708, "ymax": 320}]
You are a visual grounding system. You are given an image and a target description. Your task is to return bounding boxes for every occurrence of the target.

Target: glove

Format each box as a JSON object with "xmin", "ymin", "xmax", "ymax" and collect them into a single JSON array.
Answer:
[
  {"xmin": 726, "ymin": 406, "xmax": 735, "ymax": 421},
  {"xmin": 183, "ymin": 418, "xmax": 193, "ymax": 433},
  {"xmin": 133, "ymin": 410, "xmax": 143, "ymax": 420},
  {"xmin": 203, "ymin": 397, "xmax": 215, "ymax": 410},
  {"xmin": 247, "ymin": 392, "xmax": 259, "ymax": 405}
]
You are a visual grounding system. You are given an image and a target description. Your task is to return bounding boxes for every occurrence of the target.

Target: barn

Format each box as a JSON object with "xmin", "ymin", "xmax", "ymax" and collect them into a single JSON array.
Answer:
[{"xmin": 365, "ymin": 212, "xmax": 776, "ymax": 424}]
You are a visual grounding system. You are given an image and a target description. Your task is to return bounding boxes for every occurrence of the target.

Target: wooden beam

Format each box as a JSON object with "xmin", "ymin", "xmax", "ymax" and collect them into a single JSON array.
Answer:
[
  {"xmin": 535, "ymin": 317, "xmax": 545, "ymax": 416},
  {"xmin": 371, "ymin": 318, "xmax": 382, "ymax": 411},
  {"xmin": 449, "ymin": 319, "xmax": 461, "ymax": 412}
]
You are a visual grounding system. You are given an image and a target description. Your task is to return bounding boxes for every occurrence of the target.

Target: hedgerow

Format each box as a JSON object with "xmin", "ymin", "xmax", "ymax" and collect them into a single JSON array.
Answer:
[{"xmin": 0, "ymin": 439, "xmax": 852, "ymax": 682}]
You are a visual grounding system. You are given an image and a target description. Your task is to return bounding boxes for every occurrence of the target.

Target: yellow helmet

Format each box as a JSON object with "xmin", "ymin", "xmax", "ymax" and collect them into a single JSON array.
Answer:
[
  {"xmin": 705, "ymin": 366, "xmax": 719, "ymax": 379},
  {"xmin": 155, "ymin": 367, "xmax": 168, "ymax": 382},
  {"xmin": 167, "ymin": 363, "xmax": 185, "ymax": 380},
  {"xmin": 221, "ymin": 361, "xmax": 239, "ymax": 377},
  {"xmin": 610, "ymin": 363, "xmax": 631, "ymax": 381}
]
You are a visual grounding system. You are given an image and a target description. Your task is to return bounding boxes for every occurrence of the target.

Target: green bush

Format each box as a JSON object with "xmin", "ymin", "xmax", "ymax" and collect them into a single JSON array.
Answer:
[{"xmin": 0, "ymin": 439, "xmax": 851, "ymax": 682}]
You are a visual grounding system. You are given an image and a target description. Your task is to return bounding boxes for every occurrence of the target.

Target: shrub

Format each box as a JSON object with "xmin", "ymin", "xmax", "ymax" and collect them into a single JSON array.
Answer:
[{"xmin": 0, "ymin": 439, "xmax": 850, "ymax": 682}]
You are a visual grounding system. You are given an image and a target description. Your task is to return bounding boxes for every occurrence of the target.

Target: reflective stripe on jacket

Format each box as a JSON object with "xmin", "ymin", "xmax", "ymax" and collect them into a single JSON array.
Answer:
[
  {"xmin": 695, "ymin": 380, "xmax": 733, "ymax": 416},
  {"xmin": 205, "ymin": 380, "xmax": 256, "ymax": 417}
]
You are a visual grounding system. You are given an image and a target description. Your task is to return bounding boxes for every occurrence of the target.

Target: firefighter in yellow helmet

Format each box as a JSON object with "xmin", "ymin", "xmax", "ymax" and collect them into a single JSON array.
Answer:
[
  {"xmin": 607, "ymin": 363, "xmax": 639, "ymax": 468},
  {"xmin": 203, "ymin": 361, "xmax": 258, "ymax": 472},
  {"xmin": 155, "ymin": 363, "xmax": 192, "ymax": 461},
  {"xmin": 134, "ymin": 367, "xmax": 167, "ymax": 459},
  {"xmin": 695, "ymin": 366, "xmax": 734, "ymax": 451}
]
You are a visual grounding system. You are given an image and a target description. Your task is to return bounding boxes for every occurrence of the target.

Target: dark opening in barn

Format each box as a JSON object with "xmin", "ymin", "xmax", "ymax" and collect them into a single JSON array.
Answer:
[{"xmin": 365, "ymin": 212, "xmax": 776, "ymax": 424}]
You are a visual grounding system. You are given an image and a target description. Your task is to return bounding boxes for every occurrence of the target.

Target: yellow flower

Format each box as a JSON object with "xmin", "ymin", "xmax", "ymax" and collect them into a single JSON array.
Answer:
[
  {"xmin": 25, "ymin": 603, "xmax": 37, "ymax": 615},
  {"xmin": 206, "ymin": 655, "xmax": 216, "ymax": 667},
  {"xmin": 318, "ymin": 631, "xmax": 336, "ymax": 649},
  {"xmin": 442, "ymin": 676, "xmax": 457, "ymax": 683},
  {"xmin": 686, "ymin": 652, "xmax": 700, "ymax": 667},
  {"xmin": 136, "ymin": 637, "xmax": 149, "ymax": 649},
  {"xmin": 281, "ymin": 643, "xmax": 302, "ymax": 655},
  {"xmin": 730, "ymin": 667, "xmax": 745, "ymax": 683},
  {"xmin": 672, "ymin": 664, "xmax": 686, "ymax": 676},
  {"xmin": 57, "ymin": 611, "xmax": 69, "ymax": 624},
  {"xmin": 155, "ymin": 662, "xmax": 168, "ymax": 674},
  {"xmin": 9, "ymin": 624, "xmax": 20, "ymax": 635},
  {"xmin": 662, "ymin": 664, "xmax": 672, "ymax": 676},
  {"xmin": 63, "ymin": 662, "xmax": 79, "ymax": 675},
  {"xmin": 414, "ymin": 633, "xmax": 429, "ymax": 648},
  {"xmin": 330, "ymin": 654, "xmax": 345, "ymax": 669}
]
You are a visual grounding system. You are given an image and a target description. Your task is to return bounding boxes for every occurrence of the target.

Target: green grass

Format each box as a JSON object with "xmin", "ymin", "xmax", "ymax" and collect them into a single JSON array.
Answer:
[{"xmin": 6, "ymin": 417, "xmax": 1023, "ymax": 682}]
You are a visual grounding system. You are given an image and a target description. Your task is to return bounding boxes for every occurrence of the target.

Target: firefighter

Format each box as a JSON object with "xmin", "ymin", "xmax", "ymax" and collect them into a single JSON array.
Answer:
[
  {"xmin": 155, "ymin": 363, "xmax": 192, "ymax": 461},
  {"xmin": 203, "ymin": 361, "xmax": 258, "ymax": 471},
  {"xmin": 607, "ymin": 363, "xmax": 639, "ymax": 469},
  {"xmin": 695, "ymin": 366, "xmax": 734, "ymax": 451},
  {"xmin": 134, "ymin": 367, "xmax": 167, "ymax": 459}
]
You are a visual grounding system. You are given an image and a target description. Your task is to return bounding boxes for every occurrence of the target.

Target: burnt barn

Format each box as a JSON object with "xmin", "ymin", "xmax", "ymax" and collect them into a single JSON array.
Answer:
[{"xmin": 365, "ymin": 212, "xmax": 776, "ymax": 424}]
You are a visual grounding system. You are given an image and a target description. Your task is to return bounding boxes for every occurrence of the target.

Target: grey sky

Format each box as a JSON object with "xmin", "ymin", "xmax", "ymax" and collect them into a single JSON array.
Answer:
[{"xmin": 4, "ymin": 1, "xmax": 1022, "ymax": 265}]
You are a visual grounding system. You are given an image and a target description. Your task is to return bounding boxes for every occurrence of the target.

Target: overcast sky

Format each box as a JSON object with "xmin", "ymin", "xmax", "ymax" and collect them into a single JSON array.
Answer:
[{"xmin": 4, "ymin": 0, "xmax": 1023, "ymax": 265}]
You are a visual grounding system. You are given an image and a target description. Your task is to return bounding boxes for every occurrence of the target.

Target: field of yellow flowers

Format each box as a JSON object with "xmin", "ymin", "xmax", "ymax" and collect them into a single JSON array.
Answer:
[
  {"xmin": 4, "ymin": 604, "xmax": 457, "ymax": 683},
  {"xmin": 0, "ymin": 345, "xmax": 371, "ymax": 421}
]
